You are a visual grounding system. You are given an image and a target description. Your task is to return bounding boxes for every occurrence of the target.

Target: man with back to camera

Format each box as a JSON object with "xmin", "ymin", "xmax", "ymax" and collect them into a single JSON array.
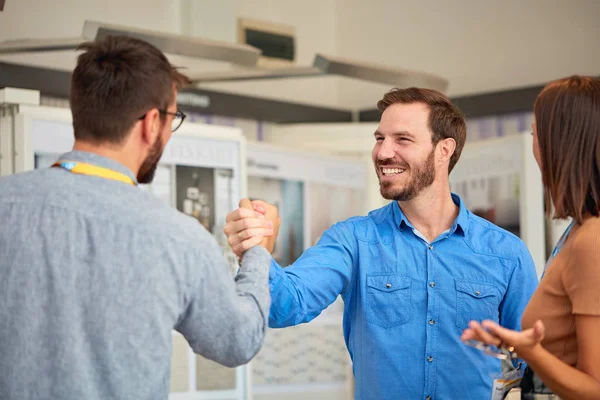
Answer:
[
  {"xmin": 0, "ymin": 35, "xmax": 278, "ymax": 400},
  {"xmin": 223, "ymin": 87, "xmax": 539, "ymax": 399}
]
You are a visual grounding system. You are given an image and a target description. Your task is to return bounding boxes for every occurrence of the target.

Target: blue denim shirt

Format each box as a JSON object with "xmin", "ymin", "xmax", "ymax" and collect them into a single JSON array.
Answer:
[{"xmin": 268, "ymin": 195, "xmax": 538, "ymax": 400}]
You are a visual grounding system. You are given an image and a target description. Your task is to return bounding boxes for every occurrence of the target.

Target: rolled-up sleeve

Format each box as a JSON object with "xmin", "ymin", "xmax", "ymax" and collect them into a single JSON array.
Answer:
[{"xmin": 268, "ymin": 221, "xmax": 356, "ymax": 328}]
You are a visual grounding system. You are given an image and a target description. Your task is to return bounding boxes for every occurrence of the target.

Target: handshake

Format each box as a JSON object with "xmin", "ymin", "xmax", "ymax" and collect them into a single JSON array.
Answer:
[{"xmin": 223, "ymin": 198, "xmax": 281, "ymax": 258}]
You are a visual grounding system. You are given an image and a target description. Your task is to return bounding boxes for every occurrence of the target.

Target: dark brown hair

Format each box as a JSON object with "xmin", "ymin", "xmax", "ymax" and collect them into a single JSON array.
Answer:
[
  {"xmin": 70, "ymin": 35, "xmax": 191, "ymax": 144},
  {"xmin": 377, "ymin": 87, "xmax": 466, "ymax": 173},
  {"xmin": 534, "ymin": 75, "xmax": 600, "ymax": 224}
]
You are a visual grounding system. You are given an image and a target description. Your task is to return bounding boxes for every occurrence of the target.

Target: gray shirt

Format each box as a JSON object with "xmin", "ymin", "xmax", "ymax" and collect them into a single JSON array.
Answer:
[{"xmin": 0, "ymin": 150, "xmax": 271, "ymax": 400}]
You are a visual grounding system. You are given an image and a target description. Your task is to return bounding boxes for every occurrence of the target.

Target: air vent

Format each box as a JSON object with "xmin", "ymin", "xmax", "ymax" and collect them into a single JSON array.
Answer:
[{"xmin": 237, "ymin": 18, "xmax": 295, "ymax": 68}]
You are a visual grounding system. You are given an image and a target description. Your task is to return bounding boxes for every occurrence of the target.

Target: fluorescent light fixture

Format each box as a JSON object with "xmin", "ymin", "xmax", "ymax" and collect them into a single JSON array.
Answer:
[
  {"xmin": 190, "ymin": 53, "xmax": 449, "ymax": 92},
  {"xmin": 0, "ymin": 21, "xmax": 260, "ymax": 67},
  {"xmin": 0, "ymin": 21, "xmax": 449, "ymax": 92}
]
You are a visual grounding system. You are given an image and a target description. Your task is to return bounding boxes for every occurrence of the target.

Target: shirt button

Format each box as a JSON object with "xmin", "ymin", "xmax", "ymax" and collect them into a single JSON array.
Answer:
[
  {"xmin": 428, "ymin": 244, "xmax": 433, "ymax": 250},
  {"xmin": 429, "ymin": 319, "xmax": 435, "ymax": 325},
  {"xmin": 426, "ymin": 397, "xmax": 432, "ymax": 400},
  {"xmin": 427, "ymin": 356, "xmax": 433, "ymax": 362},
  {"xmin": 475, "ymin": 290, "xmax": 481, "ymax": 296},
  {"xmin": 386, "ymin": 283, "xmax": 392, "ymax": 288},
  {"xmin": 429, "ymin": 282, "xmax": 435, "ymax": 288}
]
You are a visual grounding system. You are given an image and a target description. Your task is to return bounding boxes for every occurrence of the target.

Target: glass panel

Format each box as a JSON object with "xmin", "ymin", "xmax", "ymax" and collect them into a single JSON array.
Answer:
[
  {"xmin": 253, "ymin": 322, "xmax": 350, "ymax": 386},
  {"xmin": 175, "ymin": 165, "xmax": 216, "ymax": 232},
  {"xmin": 451, "ymin": 174, "xmax": 521, "ymax": 237},
  {"xmin": 248, "ymin": 176, "xmax": 305, "ymax": 267},
  {"xmin": 308, "ymin": 183, "xmax": 364, "ymax": 246}
]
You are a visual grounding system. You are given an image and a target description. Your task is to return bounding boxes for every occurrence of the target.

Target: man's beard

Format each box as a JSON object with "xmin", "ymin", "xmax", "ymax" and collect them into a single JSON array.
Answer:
[
  {"xmin": 137, "ymin": 135, "xmax": 164, "ymax": 184},
  {"xmin": 378, "ymin": 149, "xmax": 436, "ymax": 201}
]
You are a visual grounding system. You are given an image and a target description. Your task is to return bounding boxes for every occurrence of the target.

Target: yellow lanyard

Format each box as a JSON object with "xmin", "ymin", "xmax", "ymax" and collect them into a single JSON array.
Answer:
[{"xmin": 52, "ymin": 161, "xmax": 136, "ymax": 186}]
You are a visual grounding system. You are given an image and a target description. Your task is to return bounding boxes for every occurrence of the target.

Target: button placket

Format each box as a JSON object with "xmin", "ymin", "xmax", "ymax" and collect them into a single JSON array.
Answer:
[{"xmin": 425, "ymin": 238, "xmax": 438, "ymax": 399}]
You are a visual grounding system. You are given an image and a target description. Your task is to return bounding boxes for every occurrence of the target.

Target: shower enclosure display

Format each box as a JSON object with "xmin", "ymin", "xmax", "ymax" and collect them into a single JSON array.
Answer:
[{"xmin": 246, "ymin": 142, "xmax": 368, "ymax": 400}]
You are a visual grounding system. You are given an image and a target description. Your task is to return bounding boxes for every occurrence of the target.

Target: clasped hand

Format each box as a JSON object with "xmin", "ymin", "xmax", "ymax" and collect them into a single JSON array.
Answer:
[{"xmin": 223, "ymin": 198, "xmax": 280, "ymax": 257}]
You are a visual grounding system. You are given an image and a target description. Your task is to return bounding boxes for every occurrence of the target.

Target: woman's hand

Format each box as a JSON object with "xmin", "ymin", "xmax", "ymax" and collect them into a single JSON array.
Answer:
[{"xmin": 461, "ymin": 319, "xmax": 545, "ymax": 356}]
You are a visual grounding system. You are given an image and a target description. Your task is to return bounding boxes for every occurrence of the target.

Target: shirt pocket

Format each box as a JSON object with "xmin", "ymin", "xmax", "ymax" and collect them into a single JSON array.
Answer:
[
  {"xmin": 366, "ymin": 274, "xmax": 412, "ymax": 328},
  {"xmin": 455, "ymin": 279, "xmax": 501, "ymax": 331}
]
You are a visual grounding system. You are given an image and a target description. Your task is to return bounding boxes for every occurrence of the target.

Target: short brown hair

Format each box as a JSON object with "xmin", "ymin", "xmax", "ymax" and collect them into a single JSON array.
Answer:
[
  {"xmin": 534, "ymin": 75, "xmax": 600, "ymax": 224},
  {"xmin": 70, "ymin": 35, "xmax": 191, "ymax": 144},
  {"xmin": 377, "ymin": 87, "xmax": 466, "ymax": 173}
]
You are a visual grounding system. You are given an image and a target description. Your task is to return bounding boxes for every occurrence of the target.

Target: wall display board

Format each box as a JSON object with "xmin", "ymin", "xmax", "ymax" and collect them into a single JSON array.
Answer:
[
  {"xmin": 448, "ymin": 133, "xmax": 546, "ymax": 277},
  {"xmin": 245, "ymin": 142, "xmax": 368, "ymax": 400},
  {"xmin": 266, "ymin": 122, "xmax": 387, "ymax": 215}
]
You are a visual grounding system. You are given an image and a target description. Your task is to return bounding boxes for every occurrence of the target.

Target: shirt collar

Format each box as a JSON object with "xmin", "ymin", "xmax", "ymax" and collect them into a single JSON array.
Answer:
[
  {"xmin": 391, "ymin": 193, "xmax": 469, "ymax": 236},
  {"xmin": 56, "ymin": 150, "xmax": 138, "ymax": 184}
]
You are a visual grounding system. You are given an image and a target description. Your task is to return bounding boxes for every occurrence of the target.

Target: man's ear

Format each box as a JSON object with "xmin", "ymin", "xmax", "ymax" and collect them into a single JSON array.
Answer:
[
  {"xmin": 437, "ymin": 138, "xmax": 456, "ymax": 165},
  {"xmin": 140, "ymin": 108, "xmax": 161, "ymax": 146}
]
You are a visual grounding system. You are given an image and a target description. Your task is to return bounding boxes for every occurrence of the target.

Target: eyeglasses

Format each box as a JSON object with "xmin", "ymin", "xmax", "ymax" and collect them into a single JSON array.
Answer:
[
  {"xmin": 139, "ymin": 109, "xmax": 187, "ymax": 132},
  {"xmin": 462, "ymin": 339, "xmax": 519, "ymax": 360}
]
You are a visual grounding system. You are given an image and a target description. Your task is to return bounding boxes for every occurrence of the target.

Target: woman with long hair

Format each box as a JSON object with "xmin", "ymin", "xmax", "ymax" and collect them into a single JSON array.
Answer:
[{"xmin": 461, "ymin": 75, "xmax": 600, "ymax": 400}]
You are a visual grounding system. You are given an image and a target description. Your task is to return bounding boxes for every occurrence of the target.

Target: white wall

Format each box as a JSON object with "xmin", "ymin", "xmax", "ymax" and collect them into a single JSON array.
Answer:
[
  {"xmin": 0, "ymin": 0, "xmax": 182, "ymax": 39},
  {"xmin": 183, "ymin": 0, "xmax": 340, "ymax": 107},
  {"xmin": 0, "ymin": 0, "xmax": 181, "ymax": 70},
  {"xmin": 0, "ymin": 0, "xmax": 340, "ymax": 108},
  {"xmin": 1, "ymin": 0, "xmax": 599, "ymax": 110},
  {"xmin": 335, "ymin": 0, "xmax": 600, "ymax": 108}
]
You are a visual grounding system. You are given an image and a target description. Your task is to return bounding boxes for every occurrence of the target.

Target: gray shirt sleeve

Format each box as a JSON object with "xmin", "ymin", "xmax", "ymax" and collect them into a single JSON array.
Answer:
[{"xmin": 174, "ymin": 241, "xmax": 271, "ymax": 368}]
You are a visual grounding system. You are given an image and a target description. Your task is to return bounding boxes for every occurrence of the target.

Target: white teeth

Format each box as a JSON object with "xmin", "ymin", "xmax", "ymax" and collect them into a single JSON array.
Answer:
[{"xmin": 382, "ymin": 168, "xmax": 405, "ymax": 176}]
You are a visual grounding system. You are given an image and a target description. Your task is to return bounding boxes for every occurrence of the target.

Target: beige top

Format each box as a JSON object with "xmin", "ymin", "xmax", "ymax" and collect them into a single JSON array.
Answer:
[{"xmin": 522, "ymin": 216, "xmax": 600, "ymax": 366}]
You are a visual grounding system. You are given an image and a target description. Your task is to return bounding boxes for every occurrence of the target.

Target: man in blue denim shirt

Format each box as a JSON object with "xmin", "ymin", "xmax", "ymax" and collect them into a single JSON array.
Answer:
[{"xmin": 225, "ymin": 87, "xmax": 539, "ymax": 399}]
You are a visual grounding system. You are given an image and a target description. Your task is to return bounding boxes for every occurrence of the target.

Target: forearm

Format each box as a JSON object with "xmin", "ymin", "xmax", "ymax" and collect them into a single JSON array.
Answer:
[
  {"xmin": 268, "ymin": 260, "xmax": 314, "ymax": 328},
  {"xmin": 235, "ymin": 246, "xmax": 271, "ymax": 315},
  {"xmin": 180, "ymin": 246, "xmax": 271, "ymax": 367},
  {"xmin": 221, "ymin": 246, "xmax": 272, "ymax": 361},
  {"xmin": 268, "ymin": 222, "xmax": 355, "ymax": 328},
  {"xmin": 520, "ymin": 345, "xmax": 600, "ymax": 400},
  {"xmin": 202, "ymin": 295, "xmax": 267, "ymax": 367},
  {"xmin": 268, "ymin": 258, "xmax": 347, "ymax": 328}
]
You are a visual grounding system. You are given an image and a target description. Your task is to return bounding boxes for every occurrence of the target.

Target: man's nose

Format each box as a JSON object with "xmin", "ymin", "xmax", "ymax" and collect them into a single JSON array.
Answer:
[{"xmin": 376, "ymin": 138, "xmax": 395, "ymax": 160}]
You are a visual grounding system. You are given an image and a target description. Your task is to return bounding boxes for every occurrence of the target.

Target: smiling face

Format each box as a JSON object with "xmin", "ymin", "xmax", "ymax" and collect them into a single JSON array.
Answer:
[{"xmin": 372, "ymin": 102, "xmax": 438, "ymax": 201}]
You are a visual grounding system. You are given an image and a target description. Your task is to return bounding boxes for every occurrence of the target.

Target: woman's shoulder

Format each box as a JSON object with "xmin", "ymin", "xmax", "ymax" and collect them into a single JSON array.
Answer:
[
  {"xmin": 574, "ymin": 216, "xmax": 600, "ymax": 243},
  {"xmin": 566, "ymin": 216, "xmax": 600, "ymax": 262}
]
